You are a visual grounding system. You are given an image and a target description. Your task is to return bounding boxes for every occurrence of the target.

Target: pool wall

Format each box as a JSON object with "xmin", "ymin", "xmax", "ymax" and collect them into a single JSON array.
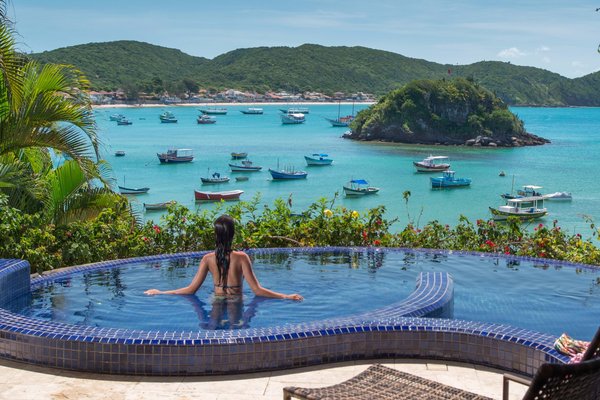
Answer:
[{"xmin": 0, "ymin": 248, "xmax": 571, "ymax": 376}]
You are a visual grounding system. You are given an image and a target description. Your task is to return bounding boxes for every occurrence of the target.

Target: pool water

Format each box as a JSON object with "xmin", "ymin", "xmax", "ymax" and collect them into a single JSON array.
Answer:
[{"xmin": 8, "ymin": 249, "xmax": 599, "ymax": 339}]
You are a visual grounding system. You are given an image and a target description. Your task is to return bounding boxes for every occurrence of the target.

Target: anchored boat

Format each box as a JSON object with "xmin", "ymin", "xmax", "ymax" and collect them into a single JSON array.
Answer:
[
  {"xmin": 343, "ymin": 179, "xmax": 379, "ymax": 196},
  {"xmin": 304, "ymin": 153, "xmax": 333, "ymax": 166},
  {"xmin": 157, "ymin": 148, "xmax": 194, "ymax": 163},
  {"xmin": 194, "ymin": 190, "xmax": 243, "ymax": 201},
  {"xmin": 490, "ymin": 196, "xmax": 548, "ymax": 221},
  {"xmin": 413, "ymin": 155, "xmax": 451, "ymax": 172},
  {"xmin": 430, "ymin": 170, "xmax": 471, "ymax": 188}
]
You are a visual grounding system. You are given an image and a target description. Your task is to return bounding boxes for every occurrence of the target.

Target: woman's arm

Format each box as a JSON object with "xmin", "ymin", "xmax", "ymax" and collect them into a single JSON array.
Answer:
[
  {"xmin": 144, "ymin": 256, "xmax": 209, "ymax": 295},
  {"xmin": 241, "ymin": 253, "xmax": 303, "ymax": 301}
]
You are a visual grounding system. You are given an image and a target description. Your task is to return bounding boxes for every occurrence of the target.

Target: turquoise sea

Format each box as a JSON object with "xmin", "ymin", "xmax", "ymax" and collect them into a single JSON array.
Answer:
[{"xmin": 99, "ymin": 105, "xmax": 600, "ymax": 236}]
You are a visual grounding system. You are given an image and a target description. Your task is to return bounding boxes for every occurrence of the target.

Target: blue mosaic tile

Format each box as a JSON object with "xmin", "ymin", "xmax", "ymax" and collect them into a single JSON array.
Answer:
[{"xmin": 1, "ymin": 247, "xmax": 594, "ymax": 375}]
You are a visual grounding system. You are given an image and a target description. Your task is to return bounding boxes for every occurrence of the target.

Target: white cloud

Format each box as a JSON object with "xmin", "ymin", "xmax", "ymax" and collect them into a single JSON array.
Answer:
[
  {"xmin": 497, "ymin": 47, "xmax": 526, "ymax": 59},
  {"xmin": 535, "ymin": 46, "xmax": 550, "ymax": 53}
]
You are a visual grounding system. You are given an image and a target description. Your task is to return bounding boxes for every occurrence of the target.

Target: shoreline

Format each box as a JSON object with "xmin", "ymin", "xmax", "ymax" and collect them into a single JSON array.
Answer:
[{"xmin": 93, "ymin": 101, "xmax": 375, "ymax": 109}]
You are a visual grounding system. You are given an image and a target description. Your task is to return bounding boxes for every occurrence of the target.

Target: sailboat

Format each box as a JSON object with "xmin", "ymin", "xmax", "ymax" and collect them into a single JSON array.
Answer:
[{"xmin": 325, "ymin": 101, "xmax": 355, "ymax": 127}]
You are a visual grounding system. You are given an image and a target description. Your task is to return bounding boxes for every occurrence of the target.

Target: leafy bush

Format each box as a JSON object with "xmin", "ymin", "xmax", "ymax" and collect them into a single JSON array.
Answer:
[{"xmin": 1, "ymin": 194, "xmax": 599, "ymax": 273}]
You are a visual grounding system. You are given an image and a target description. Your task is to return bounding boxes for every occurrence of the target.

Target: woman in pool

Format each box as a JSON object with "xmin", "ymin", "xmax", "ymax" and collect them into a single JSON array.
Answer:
[{"xmin": 144, "ymin": 214, "xmax": 303, "ymax": 300}]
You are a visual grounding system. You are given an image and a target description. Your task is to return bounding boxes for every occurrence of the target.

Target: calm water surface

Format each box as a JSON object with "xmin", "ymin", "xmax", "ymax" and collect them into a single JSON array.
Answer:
[
  {"xmin": 9, "ymin": 250, "xmax": 599, "ymax": 338},
  {"xmin": 98, "ymin": 105, "xmax": 600, "ymax": 236}
]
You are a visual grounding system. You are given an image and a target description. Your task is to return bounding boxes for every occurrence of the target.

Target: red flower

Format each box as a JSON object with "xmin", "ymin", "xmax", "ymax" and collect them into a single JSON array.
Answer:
[
  {"xmin": 376, "ymin": 219, "xmax": 382, "ymax": 226},
  {"xmin": 538, "ymin": 223, "xmax": 544, "ymax": 228},
  {"xmin": 539, "ymin": 252, "xmax": 546, "ymax": 258},
  {"xmin": 476, "ymin": 219, "xmax": 483, "ymax": 226},
  {"xmin": 373, "ymin": 240, "xmax": 381, "ymax": 246},
  {"xmin": 142, "ymin": 236, "xmax": 149, "ymax": 242},
  {"xmin": 362, "ymin": 230, "xmax": 368, "ymax": 239},
  {"xmin": 485, "ymin": 240, "xmax": 496, "ymax": 248},
  {"xmin": 153, "ymin": 225, "xmax": 161, "ymax": 234}
]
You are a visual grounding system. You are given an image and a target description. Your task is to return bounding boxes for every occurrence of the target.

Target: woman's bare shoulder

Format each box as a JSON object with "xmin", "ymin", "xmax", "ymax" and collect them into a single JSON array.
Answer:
[
  {"xmin": 231, "ymin": 250, "xmax": 250, "ymax": 261},
  {"xmin": 201, "ymin": 252, "xmax": 216, "ymax": 262}
]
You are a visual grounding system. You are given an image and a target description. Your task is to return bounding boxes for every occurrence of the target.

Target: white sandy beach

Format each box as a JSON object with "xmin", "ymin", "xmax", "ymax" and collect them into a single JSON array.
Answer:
[{"xmin": 93, "ymin": 101, "xmax": 375, "ymax": 109}]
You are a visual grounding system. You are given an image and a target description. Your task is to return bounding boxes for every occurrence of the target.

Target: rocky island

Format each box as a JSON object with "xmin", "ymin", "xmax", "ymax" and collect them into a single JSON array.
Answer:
[{"xmin": 344, "ymin": 78, "xmax": 549, "ymax": 147}]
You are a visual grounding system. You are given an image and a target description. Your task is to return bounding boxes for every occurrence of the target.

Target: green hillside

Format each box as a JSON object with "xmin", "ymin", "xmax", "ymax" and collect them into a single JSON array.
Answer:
[
  {"xmin": 30, "ymin": 41, "xmax": 600, "ymax": 106},
  {"xmin": 347, "ymin": 78, "xmax": 549, "ymax": 146}
]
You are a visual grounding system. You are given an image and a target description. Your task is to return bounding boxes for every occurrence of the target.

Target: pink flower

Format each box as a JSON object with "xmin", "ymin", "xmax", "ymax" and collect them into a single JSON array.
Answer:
[{"xmin": 153, "ymin": 225, "xmax": 161, "ymax": 234}]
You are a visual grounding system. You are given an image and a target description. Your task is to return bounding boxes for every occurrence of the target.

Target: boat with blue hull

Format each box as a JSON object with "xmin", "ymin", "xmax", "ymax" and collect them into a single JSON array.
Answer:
[
  {"xmin": 305, "ymin": 154, "xmax": 333, "ymax": 166},
  {"xmin": 430, "ymin": 170, "xmax": 471, "ymax": 188},
  {"xmin": 269, "ymin": 167, "xmax": 307, "ymax": 180}
]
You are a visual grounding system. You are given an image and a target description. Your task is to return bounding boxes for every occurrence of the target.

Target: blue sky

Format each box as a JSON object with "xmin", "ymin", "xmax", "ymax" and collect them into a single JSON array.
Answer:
[{"xmin": 8, "ymin": 0, "xmax": 600, "ymax": 78}]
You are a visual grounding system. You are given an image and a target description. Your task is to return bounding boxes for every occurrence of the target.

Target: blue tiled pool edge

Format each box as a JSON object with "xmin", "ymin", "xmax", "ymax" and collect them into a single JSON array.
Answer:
[{"xmin": 0, "ymin": 248, "xmax": 572, "ymax": 376}]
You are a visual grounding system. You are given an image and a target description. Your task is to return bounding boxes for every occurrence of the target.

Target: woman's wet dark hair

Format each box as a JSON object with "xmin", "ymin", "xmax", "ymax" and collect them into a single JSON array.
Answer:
[{"xmin": 214, "ymin": 214, "xmax": 235, "ymax": 287}]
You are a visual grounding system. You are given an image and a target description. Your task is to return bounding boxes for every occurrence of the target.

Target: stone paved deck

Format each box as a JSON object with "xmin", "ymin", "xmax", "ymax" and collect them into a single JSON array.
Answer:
[{"xmin": 0, "ymin": 358, "xmax": 530, "ymax": 400}]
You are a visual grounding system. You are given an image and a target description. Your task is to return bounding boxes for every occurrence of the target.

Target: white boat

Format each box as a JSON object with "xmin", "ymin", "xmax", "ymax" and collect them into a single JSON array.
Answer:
[
  {"xmin": 281, "ymin": 113, "xmax": 305, "ymax": 124},
  {"xmin": 280, "ymin": 107, "xmax": 309, "ymax": 114},
  {"xmin": 489, "ymin": 196, "xmax": 548, "ymax": 221},
  {"xmin": 413, "ymin": 155, "xmax": 451, "ymax": 172},
  {"xmin": 501, "ymin": 185, "xmax": 543, "ymax": 200},
  {"xmin": 343, "ymin": 179, "xmax": 379, "ymax": 196},
  {"xmin": 229, "ymin": 160, "xmax": 262, "ymax": 172},
  {"xmin": 543, "ymin": 192, "xmax": 573, "ymax": 201},
  {"xmin": 304, "ymin": 154, "xmax": 333, "ymax": 166}
]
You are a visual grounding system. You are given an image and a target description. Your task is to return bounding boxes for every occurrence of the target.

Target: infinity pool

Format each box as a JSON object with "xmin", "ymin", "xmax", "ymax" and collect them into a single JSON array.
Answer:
[{"xmin": 7, "ymin": 249, "xmax": 599, "ymax": 338}]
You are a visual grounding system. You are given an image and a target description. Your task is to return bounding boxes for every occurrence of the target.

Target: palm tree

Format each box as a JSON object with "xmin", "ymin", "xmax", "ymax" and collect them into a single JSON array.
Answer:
[{"xmin": 0, "ymin": 14, "xmax": 121, "ymax": 224}]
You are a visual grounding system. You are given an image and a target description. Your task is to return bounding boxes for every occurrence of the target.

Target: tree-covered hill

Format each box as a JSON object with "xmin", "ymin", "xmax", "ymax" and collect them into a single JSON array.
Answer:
[
  {"xmin": 30, "ymin": 41, "xmax": 600, "ymax": 106},
  {"xmin": 346, "ymin": 78, "xmax": 549, "ymax": 147}
]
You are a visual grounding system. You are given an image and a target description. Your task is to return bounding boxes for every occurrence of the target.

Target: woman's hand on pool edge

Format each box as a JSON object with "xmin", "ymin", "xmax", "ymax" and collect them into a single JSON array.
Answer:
[
  {"xmin": 285, "ymin": 293, "xmax": 303, "ymax": 301},
  {"xmin": 144, "ymin": 289, "xmax": 163, "ymax": 295}
]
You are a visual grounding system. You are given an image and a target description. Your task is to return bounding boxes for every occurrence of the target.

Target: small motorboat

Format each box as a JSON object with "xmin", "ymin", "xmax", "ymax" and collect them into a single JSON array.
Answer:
[
  {"xmin": 143, "ymin": 200, "xmax": 177, "ymax": 211},
  {"xmin": 543, "ymin": 192, "xmax": 573, "ymax": 201},
  {"xmin": 119, "ymin": 186, "xmax": 150, "ymax": 195},
  {"xmin": 413, "ymin": 155, "xmax": 451, "ymax": 172},
  {"xmin": 199, "ymin": 107, "xmax": 228, "ymax": 115},
  {"xmin": 269, "ymin": 167, "xmax": 307, "ymax": 180},
  {"xmin": 159, "ymin": 111, "xmax": 177, "ymax": 123},
  {"xmin": 279, "ymin": 107, "xmax": 309, "ymax": 114},
  {"xmin": 114, "ymin": 150, "xmax": 126, "ymax": 157},
  {"xmin": 201, "ymin": 171, "xmax": 230, "ymax": 184},
  {"xmin": 157, "ymin": 148, "xmax": 194, "ymax": 163},
  {"xmin": 240, "ymin": 108, "xmax": 263, "ymax": 115},
  {"xmin": 501, "ymin": 185, "xmax": 543, "ymax": 200},
  {"xmin": 499, "ymin": 171, "xmax": 506, "ymax": 177},
  {"xmin": 235, "ymin": 176, "xmax": 249, "ymax": 182},
  {"xmin": 430, "ymin": 171, "xmax": 471, "ymax": 188},
  {"xmin": 231, "ymin": 152, "xmax": 248, "ymax": 160},
  {"xmin": 109, "ymin": 113, "xmax": 125, "ymax": 121},
  {"xmin": 281, "ymin": 113, "xmax": 305, "ymax": 124},
  {"xmin": 197, "ymin": 115, "xmax": 216, "ymax": 124},
  {"xmin": 343, "ymin": 179, "xmax": 379, "ymax": 196},
  {"xmin": 229, "ymin": 160, "xmax": 262, "ymax": 172},
  {"xmin": 194, "ymin": 189, "xmax": 243, "ymax": 201},
  {"xmin": 490, "ymin": 196, "xmax": 548, "ymax": 221},
  {"xmin": 304, "ymin": 153, "xmax": 333, "ymax": 166},
  {"xmin": 117, "ymin": 117, "xmax": 133, "ymax": 125}
]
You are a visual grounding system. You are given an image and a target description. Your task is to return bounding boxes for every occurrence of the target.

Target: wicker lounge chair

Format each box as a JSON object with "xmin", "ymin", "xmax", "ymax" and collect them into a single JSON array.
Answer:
[{"xmin": 283, "ymin": 357, "xmax": 600, "ymax": 400}]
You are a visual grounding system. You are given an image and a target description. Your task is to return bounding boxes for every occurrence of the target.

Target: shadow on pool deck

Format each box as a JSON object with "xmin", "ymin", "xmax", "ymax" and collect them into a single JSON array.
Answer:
[{"xmin": 0, "ymin": 357, "xmax": 529, "ymax": 400}]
